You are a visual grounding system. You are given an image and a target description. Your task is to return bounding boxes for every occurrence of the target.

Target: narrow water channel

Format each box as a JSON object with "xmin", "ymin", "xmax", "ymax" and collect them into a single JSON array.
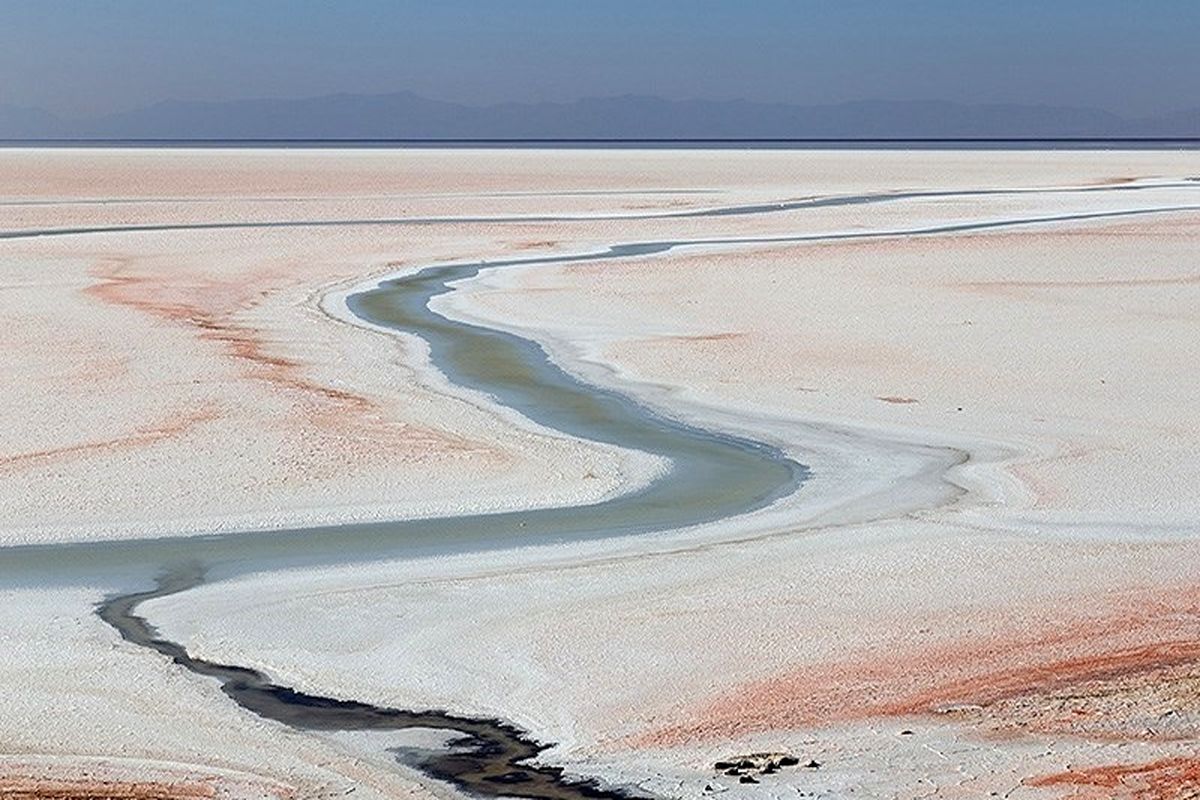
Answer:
[
  {"xmin": 84, "ymin": 240, "xmax": 809, "ymax": 799},
  {"xmin": 3, "ymin": 194, "xmax": 1197, "ymax": 798}
]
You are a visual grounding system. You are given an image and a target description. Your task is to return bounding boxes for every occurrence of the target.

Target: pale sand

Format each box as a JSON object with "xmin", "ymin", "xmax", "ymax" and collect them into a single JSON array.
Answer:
[
  {"xmin": 3, "ymin": 149, "xmax": 1200, "ymax": 798},
  {"xmin": 15, "ymin": 149, "xmax": 1192, "ymax": 543},
  {"xmin": 0, "ymin": 214, "xmax": 672, "ymax": 545}
]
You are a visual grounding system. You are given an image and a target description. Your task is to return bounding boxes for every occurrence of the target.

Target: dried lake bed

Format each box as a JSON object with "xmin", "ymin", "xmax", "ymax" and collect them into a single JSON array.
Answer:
[{"xmin": 2, "ymin": 147, "xmax": 1199, "ymax": 799}]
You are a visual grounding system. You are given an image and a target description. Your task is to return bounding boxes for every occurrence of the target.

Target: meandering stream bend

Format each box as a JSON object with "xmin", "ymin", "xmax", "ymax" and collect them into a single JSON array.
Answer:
[
  {"xmin": 87, "ymin": 229, "xmax": 821, "ymax": 798},
  {"xmin": 9, "ymin": 200, "xmax": 1198, "ymax": 582},
  {"xmin": 2, "ymin": 185, "xmax": 1197, "ymax": 798},
  {"xmin": 99, "ymin": 566, "xmax": 646, "ymax": 800},
  {"xmin": 83, "ymin": 232, "xmax": 815, "ymax": 798}
]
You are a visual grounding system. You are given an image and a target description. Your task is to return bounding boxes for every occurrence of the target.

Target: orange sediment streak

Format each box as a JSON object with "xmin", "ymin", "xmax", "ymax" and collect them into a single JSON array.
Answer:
[
  {"xmin": 0, "ymin": 776, "xmax": 217, "ymax": 800},
  {"xmin": 634, "ymin": 590, "xmax": 1200, "ymax": 747},
  {"xmin": 1026, "ymin": 757, "xmax": 1200, "ymax": 800},
  {"xmin": 881, "ymin": 639, "xmax": 1200, "ymax": 717},
  {"xmin": 85, "ymin": 265, "xmax": 376, "ymax": 415},
  {"xmin": 82, "ymin": 258, "xmax": 484, "ymax": 461},
  {"xmin": 0, "ymin": 406, "xmax": 221, "ymax": 474}
]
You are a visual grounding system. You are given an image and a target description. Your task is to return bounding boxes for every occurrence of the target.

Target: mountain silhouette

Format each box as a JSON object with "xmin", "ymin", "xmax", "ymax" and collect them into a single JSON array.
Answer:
[{"xmin": 2, "ymin": 92, "xmax": 1197, "ymax": 140}]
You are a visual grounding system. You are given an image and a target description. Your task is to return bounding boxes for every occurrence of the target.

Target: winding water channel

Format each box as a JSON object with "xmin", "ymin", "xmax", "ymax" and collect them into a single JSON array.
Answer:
[{"xmin": 2, "ymin": 183, "xmax": 1198, "ymax": 797}]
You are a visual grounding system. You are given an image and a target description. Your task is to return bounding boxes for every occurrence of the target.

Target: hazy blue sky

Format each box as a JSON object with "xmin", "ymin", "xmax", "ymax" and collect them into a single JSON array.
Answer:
[{"xmin": 2, "ymin": 0, "xmax": 1197, "ymax": 118}]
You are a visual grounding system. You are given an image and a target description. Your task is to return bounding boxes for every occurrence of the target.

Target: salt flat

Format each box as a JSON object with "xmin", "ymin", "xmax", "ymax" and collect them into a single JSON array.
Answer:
[{"xmin": 2, "ymin": 148, "xmax": 1199, "ymax": 799}]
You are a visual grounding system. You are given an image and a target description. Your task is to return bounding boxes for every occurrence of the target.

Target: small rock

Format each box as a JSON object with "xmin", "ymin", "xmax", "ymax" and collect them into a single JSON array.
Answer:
[
  {"xmin": 805, "ymin": 760, "xmax": 822, "ymax": 769},
  {"xmin": 739, "ymin": 775, "xmax": 759, "ymax": 784}
]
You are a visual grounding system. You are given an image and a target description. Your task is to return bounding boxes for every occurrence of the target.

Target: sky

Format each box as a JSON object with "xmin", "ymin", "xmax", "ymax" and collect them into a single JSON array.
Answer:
[{"xmin": 1, "ymin": 0, "xmax": 1197, "ymax": 119}]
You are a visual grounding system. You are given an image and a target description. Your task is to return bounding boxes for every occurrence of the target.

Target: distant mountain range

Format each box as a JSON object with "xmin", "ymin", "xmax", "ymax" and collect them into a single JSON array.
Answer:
[{"xmin": 2, "ymin": 92, "xmax": 1198, "ymax": 140}]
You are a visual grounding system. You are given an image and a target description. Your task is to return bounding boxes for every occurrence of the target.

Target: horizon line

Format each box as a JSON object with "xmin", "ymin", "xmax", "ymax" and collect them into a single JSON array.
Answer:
[
  {"xmin": 5, "ymin": 136, "xmax": 1200, "ymax": 144},
  {"xmin": 3, "ymin": 137, "xmax": 1200, "ymax": 153}
]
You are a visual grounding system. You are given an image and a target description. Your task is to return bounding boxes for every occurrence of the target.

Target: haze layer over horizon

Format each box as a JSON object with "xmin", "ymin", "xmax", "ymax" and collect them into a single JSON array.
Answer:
[{"xmin": 1, "ymin": 0, "xmax": 1197, "ymax": 121}]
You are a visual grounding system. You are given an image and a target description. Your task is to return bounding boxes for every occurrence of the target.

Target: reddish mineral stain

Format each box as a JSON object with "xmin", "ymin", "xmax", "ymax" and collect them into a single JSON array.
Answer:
[{"xmin": 1026, "ymin": 756, "xmax": 1200, "ymax": 800}]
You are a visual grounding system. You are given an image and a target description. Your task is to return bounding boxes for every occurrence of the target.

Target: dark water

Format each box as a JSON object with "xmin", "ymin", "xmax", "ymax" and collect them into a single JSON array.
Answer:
[{"xmin": 99, "ymin": 567, "xmax": 649, "ymax": 799}]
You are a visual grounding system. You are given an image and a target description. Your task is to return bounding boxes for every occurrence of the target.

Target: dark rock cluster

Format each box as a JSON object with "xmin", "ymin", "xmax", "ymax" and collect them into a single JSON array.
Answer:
[{"xmin": 711, "ymin": 752, "xmax": 816, "ymax": 784}]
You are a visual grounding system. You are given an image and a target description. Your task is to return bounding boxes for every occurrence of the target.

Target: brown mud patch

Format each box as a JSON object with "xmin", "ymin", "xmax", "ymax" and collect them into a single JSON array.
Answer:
[
  {"xmin": 635, "ymin": 588, "xmax": 1200, "ymax": 748},
  {"xmin": 981, "ymin": 659, "xmax": 1200, "ymax": 741},
  {"xmin": 1026, "ymin": 756, "xmax": 1200, "ymax": 800},
  {"xmin": 0, "ymin": 776, "xmax": 216, "ymax": 800}
]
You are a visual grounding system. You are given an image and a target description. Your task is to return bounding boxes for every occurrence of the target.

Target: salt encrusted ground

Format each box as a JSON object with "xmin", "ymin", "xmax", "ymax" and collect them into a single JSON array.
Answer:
[{"xmin": 2, "ymin": 148, "xmax": 1199, "ymax": 798}]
